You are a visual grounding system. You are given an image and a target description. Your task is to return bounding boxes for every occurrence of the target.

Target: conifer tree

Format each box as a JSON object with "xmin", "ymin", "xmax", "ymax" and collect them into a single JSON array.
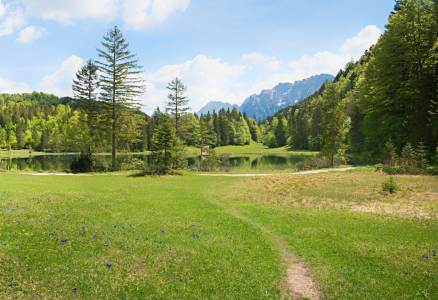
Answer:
[
  {"xmin": 434, "ymin": 147, "xmax": 438, "ymax": 165},
  {"xmin": 416, "ymin": 141, "xmax": 428, "ymax": 169},
  {"xmin": 31, "ymin": 126, "xmax": 39, "ymax": 148},
  {"xmin": 72, "ymin": 59, "xmax": 100, "ymax": 152},
  {"xmin": 401, "ymin": 142, "xmax": 416, "ymax": 166},
  {"xmin": 219, "ymin": 113, "xmax": 230, "ymax": 145},
  {"xmin": 5, "ymin": 119, "xmax": 14, "ymax": 151},
  {"xmin": 319, "ymin": 81, "xmax": 346, "ymax": 166},
  {"xmin": 150, "ymin": 116, "xmax": 176, "ymax": 174},
  {"xmin": 0, "ymin": 127, "xmax": 5, "ymax": 149},
  {"xmin": 275, "ymin": 115, "xmax": 287, "ymax": 147},
  {"xmin": 96, "ymin": 26, "xmax": 146, "ymax": 168},
  {"xmin": 166, "ymin": 77, "xmax": 189, "ymax": 137},
  {"xmin": 382, "ymin": 138, "xmax": 398, "ymax": 166},
  {"xmin": 196, "ymin": 120, "xmax": 213, "ymax": 157}
]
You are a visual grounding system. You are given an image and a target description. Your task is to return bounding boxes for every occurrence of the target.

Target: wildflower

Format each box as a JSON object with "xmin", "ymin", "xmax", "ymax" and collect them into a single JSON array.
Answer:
[{"xmin": 106, "ymin": 263, "xmax": 112, "ymax": 267}]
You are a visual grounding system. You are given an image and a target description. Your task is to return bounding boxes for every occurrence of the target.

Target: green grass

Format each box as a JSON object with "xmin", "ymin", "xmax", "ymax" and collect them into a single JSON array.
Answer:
[
  {"xmin": 0, "ymin": 174, "xmax": 283, "ymax": 299},
  {"xmin": 1, "ymin": 170, "xmax": 437, "ymax": 299},
  {"xmin": 214, "ymin": 171, "xmax": 438, "ymax": 299}
]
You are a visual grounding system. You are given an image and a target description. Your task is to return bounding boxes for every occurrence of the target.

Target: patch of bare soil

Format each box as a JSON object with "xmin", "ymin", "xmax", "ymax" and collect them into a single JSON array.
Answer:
[{"xmin": 228, "ymin": 208, "xmax": 321, "ymax": 300}]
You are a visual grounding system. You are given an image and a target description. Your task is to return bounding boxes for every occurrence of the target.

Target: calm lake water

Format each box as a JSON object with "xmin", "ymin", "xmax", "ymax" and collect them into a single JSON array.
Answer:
[{"xmin": 0, "ymin": 153, "xmax": 307, "ymax": 171}]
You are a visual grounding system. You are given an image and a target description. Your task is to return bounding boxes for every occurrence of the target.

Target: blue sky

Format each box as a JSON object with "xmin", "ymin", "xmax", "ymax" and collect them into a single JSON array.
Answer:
[{"xmin": 0, "ymin": 0, "xmax": 395, "ymax": 114}]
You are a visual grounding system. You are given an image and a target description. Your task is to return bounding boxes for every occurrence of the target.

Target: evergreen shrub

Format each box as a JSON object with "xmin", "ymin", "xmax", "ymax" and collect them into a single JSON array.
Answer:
[
  {"xmin": 70, "ymin": 153, "xmax": 94, "ymax": 173},
  {"xmin": 382, "ymin": 165, "xmax": 426, "ymax": 175},
  {"xmin": 382, "ymin": 176, "xmax": 398, "ymax": 194}
]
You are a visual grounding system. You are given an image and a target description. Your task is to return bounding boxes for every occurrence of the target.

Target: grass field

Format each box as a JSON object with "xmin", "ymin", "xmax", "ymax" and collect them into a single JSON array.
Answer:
[{"xmin": 0, "ymin": 170, "xmax": 437, "ymax": 299}]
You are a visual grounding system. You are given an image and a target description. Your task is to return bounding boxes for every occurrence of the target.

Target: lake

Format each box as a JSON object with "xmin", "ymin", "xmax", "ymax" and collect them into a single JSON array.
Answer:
[{"xmin": 0, "ymin": 153, "xmax": 308, "ymax": 171}]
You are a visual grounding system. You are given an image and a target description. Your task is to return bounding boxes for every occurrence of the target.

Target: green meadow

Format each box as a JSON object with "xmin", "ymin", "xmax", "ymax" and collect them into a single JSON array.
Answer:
[{"xmin": 0, "ymin": 170, "xmax": 437, "ymax": 299}]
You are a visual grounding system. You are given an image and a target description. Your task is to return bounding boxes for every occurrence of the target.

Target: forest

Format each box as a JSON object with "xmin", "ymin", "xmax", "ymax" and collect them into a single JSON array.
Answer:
[{"xmin": 0, "ymin": 0, "xmax": 437, "ymax": 163}]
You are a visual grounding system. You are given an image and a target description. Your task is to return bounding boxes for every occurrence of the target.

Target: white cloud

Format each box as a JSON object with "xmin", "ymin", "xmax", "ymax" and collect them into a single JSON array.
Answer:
[
  {"xmin": 0, "ymin": 0, "xmax": 6, "ymax": 18},
  {"xmin": 242, "ymin": 52, "xmax": 271, "ymax": 64},
  {"xmin": 0, "ymin": 0, "xmax": 190, "ymax": 38},
  {"xmin": 16, "ymin": 25, "xmax": 47, "ymax": 43},
  {"xmin": 0, "ymin": 77, "xmax": 31, "ymax": 94},
  {"xmin": 265, "ymin": 60, "xmax": 281, "ymax": 72},
  {"xmin": 242, "ymin": 52, "xmax": 281, "ymax": 72},
  {"xmin": 288, "ymin": 25, "xmax": 381, "ymax": 76},
  {"xmin": 122, "ymin": 0, "xmax": 190, "ymax": 30},
  {"xmin": 340, "ymin": 25, "xmax": 382, "ymax": 58},
  {"xmin": 19, "ymin": 0, "xmax": 118, "ymax": 25},
  {"xmin": 0, "ymin": 6, "xmax": 26, "ymax": 37},
  {"xmin": 38, "ymin": 55, "xmax": 84, "ymax": 96},
  {"xmin": 240, "ymin": 26, "xmax": 382, "ymax": 98},
  {"xmin": 141, "ymin": 54, "xmax": 248, "ymax": 114}
]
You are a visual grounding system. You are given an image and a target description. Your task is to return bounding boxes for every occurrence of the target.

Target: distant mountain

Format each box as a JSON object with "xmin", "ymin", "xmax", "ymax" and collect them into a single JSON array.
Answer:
[
  {"xmin": 239, "ymin": 74, "xmax": 334, "ymax": 120},
  {"xmin": 197, "ymin": 73, "xmax": 334, "ymax": 120},
  {"xmin": 197, "ymin": 101, "xmax": 239, "ymax": 116}
]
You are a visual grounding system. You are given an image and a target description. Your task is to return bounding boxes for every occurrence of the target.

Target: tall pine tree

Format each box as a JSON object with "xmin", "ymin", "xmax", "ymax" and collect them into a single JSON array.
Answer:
[{"xmin": 96, "ymin": 26, "xmax": 146, "ymax": 168}]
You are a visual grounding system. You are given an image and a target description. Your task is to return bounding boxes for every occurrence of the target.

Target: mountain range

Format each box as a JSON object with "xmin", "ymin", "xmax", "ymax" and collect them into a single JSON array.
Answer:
[{"xmin": 197, "ymin": 73, "xmax": 334, "ymax": 120}]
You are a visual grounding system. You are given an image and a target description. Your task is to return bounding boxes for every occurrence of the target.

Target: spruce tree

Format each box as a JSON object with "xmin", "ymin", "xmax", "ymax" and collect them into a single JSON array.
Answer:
[
  {"xmin": 416, "ymin": 142, "xmax": 428, "ymax": 169},
  {"xmin": 434, "ymin": 147, "xmax": 438, "ymax": 165},
  {"xmin": 166, "ymin": 77, "xmax": 189, "ymax": 138},
  {"xmin": 96, "ymin": 26, "xmax": 146, "ymax": 168},
  {"xmin": 382, "ymin": 138, "xmax": 398, "ymax": 166},
  {"xmin": 219, "ymin": 113, "xmax": 230, "ymax": 145},
  {"xmin": 72, "ymin": 59, "xmax": 100, "ymax": 152},
  {"xmin": 150, "ymin": 116, "xmax": 176, "ymax": 174},
  {"xmin": 5, "ymin": 119, "xmax": 14, "ymax": 151},
  {"xmin": 196, "ymin": 120, "xmax": 213, "ymax": 157},
  {"xmin": 31, "ymin": 126, "xmax": 39, "ymax": 148},
  {"xmin": 319, "ymin": 81, "xmax": 346, "ymax": 166},
  {"xmin": 401, "ymin": 142, "xmax": 416, "ymax": 166},
  {"xmin": 275, "ymin": 115, "xmax": 286, "ymax": 147}
]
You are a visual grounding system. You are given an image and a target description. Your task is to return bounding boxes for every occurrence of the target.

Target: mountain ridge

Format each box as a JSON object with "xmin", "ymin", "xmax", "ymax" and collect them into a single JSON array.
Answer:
[{"xmin": 197, "ymin": 73, "xmax": 334, "ymax": 120}]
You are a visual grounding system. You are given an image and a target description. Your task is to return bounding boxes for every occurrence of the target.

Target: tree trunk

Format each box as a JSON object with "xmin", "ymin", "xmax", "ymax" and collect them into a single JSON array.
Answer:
[{"xmin": 112, "ymin": 122, "xmax": 116, "ymax": 168}]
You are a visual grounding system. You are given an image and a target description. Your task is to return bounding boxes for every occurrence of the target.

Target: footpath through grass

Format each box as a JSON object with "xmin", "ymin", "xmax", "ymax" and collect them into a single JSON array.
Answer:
[
  {"xmin": 1, "ymin": 170, "xmax": 437, "ymax": 299},
  {"xmin": 210, "ymin": 171, "xmax": 438, "ymax": 299}
]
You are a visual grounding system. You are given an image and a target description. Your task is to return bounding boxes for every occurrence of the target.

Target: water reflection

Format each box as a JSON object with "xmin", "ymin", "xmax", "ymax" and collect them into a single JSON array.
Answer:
[{"xmin": 1, "ymin": 153, "xmax": 306, "ymax": 171}]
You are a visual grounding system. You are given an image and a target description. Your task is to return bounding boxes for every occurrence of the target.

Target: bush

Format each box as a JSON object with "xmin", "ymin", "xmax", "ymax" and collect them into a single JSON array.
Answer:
[
  {"xmin": 382, "ymin": 164, "xmax": 427, "ymax": 175},
  {"xmin": 267, "ymin": 134, "xmax": 278, "ymax": 148},
  {"xmin": 296, "ymin": 159, "xmax": 317, "ymax": 171},
  {"xmin": 349, "ymin": 151, "xmax": 375, "ymax": 165},
  {"xmin": 70, "ymin": 153, "xmax": 94, "ymax": 173},
  {"xmin": 382, "ymin": 176, "xmax": 398, "ymax": 194},
  {"xmin": 426, "ymin": 166, "xmax": 438, "ymax": 175},
  {"xmin": 375, "ymin": 163, "xmax": 383, "ymax": 172},
  {"xmin": 296, "ymin": 156, "xmax": 332, "ymax": 170}
]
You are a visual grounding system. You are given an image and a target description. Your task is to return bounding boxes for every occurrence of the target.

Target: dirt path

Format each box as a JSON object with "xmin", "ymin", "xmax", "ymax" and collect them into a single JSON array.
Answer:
[
  {"xmin": 227, "ymin": 208, "xmax": 321, "ymax": 299},
  {"xmin": 194, "ymin": 166, "xmax": 365, "ymax": 177}
]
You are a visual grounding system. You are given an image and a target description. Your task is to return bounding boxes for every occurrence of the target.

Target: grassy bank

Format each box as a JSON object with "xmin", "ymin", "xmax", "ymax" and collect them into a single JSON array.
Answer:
[
  {"xmin": 187, "ymin": 143, "xmax": 318, "ymax": 155},
  {"xmin": 212, "ymin": 171, "xmax": 438, "ymax": 299},
  {"xmin": 1, "ymin": 170, "xmax": 437, "ymax": 298}
]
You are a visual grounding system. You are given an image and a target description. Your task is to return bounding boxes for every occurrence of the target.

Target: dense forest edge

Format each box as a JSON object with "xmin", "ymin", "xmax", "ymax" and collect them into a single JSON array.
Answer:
[{"xmin": 1, "ymin": 0, "xmax": 438, "ymax": 171}]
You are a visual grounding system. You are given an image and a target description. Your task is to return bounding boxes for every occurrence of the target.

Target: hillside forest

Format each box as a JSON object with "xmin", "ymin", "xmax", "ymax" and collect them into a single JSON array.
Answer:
[{"xmin": 0, "ymin": 0, "xmax": 437, "ymax": 162}]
